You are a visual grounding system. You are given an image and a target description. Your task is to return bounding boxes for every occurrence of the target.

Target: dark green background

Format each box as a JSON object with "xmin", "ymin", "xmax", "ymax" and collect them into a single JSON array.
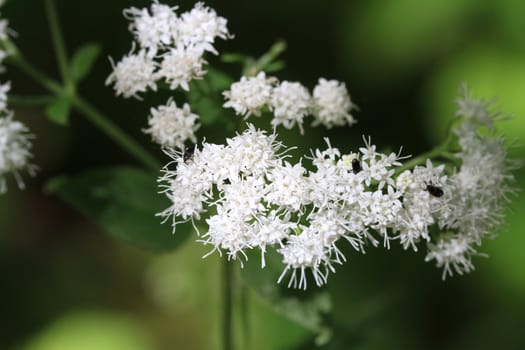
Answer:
[{"xmin": 1, "ymin": 0, "xmax": 524, "ymax": 349}]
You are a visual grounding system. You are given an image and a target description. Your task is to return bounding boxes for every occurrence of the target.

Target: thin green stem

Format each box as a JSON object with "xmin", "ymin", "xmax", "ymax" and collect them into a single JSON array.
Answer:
[
  {"xmin": 8, "ymin": 94, "xmax": 55, "ymax": 106},
  {"xmin": 396, "ymin": 134, "xmax": 455, "ymax": 174},
  {"xmin": 239, "ymin": 275, "xmax": 250, "ymax": 350},
  {"xmin": 9, "ymin": 51, "xmax": 62, "ymax": 94},
  {"xmin": 45, "ymin": 0, "xmax": 73, "ymax": 93},
  {"xmin": 71, "ymin": 96, "xmax": 162, "ymax": 170},
  {"xmin": 8, "ymin": 52, "xmax": 161, "ymax": 171},
  {"xmin": 223, "ymin": 259, "xmax": 233, "ymax": 350}
]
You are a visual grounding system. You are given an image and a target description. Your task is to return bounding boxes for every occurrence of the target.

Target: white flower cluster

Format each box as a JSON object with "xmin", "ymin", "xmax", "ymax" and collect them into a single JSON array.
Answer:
[
  {"xmin": 0, "ymin": 4, "xmax": 13, "ymax": 73},
  {"xmin": 160, "ymin": 88, "xmax": 514, "ymax": 288},
  {"xmin": 143, "ymin": 99, "xmax": 200, "ymax": 149},
  {"xmin": 0, "ymin": 13, "xmax": 36, "ymax": 194},
  {"xmin": 159, "ymin": 124, "xmax": 400, "ymax": 289},
  {"xmin": 423, "ymin": 91, "xmax": 515, "ymax": 279},
  {"xmin": 223, "ymin": 73, "xmax": 357, "ymax": 133},
  {"xmin": 106, "ymin": 1, "xmax": 232, "ymax": 98}
]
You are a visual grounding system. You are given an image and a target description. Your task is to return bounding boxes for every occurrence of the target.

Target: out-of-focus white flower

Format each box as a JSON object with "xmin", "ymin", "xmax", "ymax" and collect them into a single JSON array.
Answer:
[
  {"xmin": 106, "ymin": 48, "xmax": 157, "ymax": 99},
  {"xmin": 425, "ymin": 233, "xmax": 479, "ymax": 279},
  {"xmin": 223, "ymin": 72, "xmax": 276, "ymax": 117},
  {"xmin": 311, "ymin": 78, "xmax": 357, "ymax": 129},
  {"xmin": 270, "ymin": 81, "xmax": 311, "ymax": 133},
  {"xmin": 143, "ymin": 100, "xmax": 200, "ymax": 149},
  {"xmin": 455, "ymin": 85, "xmax": 500, "ymax": 129},
  {"xmin": 0, "ymin": 17, "xmax": 9, "ymax": 41},
  {"xmin": 124, "ymin": 1, "xmax": 178, "ymax": 56},
  {"xmin": 178, "ymin": 2, "xmax": 232, "ymax": 54},
  {"xmin": 0, "ymin": 114, "xmax": 35, "ymax": 193},
  {"xmin": 156, "ymin": 46, "xmax": 206, "ymax": 91},
  {"xmin": 0, "ymin": 81, "xmax": 10, "ymax": 110}
]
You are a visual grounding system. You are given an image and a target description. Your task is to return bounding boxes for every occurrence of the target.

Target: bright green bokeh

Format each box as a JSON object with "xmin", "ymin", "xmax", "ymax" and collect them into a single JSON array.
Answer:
[
  {"xmin": 425, "ymin": 45, "xmax": 525, "ymax": 151},
  {"xmin": 339, "ymin": 0, "xmax": 473, "ymax": 80},
  {"xmin": 21, "ymin": 311, "xmax": 155, "ymax": 350}
]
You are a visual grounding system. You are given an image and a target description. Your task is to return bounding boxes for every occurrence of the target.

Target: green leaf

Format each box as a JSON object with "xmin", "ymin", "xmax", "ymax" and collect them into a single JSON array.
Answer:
[
  {"xmin": 264, "ymin": 60, "xmax": 286, "ymax": 73},
  {"xmin": 45, "ymin": 95, "xmax": 72, "ymax": 125},
  {"xmin": 206, "ymin": 67, "xmax": 234, "ymax": 91},
  {"xmin": 46, "ymin": 166, "xmax": 191, "ymax": 251},
  {"xmin": 241, "ymin": 250, "xmax": 333, "ymax": 345},
  {"xmin": 220, "ymin": 52, "xmax": 248, "ymax": 64},
  {"xmin": 70, "ymin": 43, "xmax": 102, "ymax": 83},
  {"xmin": 187, "ymin": 68, "xmax": 234, "ymax": 126}
]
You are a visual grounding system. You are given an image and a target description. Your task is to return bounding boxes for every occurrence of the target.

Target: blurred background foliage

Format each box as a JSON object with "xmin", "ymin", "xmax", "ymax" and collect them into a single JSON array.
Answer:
[{"xmin": 0, "ymin": 0, "xmax": 524, "ymax": 349}]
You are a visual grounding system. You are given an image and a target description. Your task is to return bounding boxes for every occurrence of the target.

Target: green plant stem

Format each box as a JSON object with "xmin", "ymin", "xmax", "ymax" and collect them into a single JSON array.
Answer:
[
  {"xmin": 8, "ymin": 94, "xmax": 55, "ymax": 106},
  {"xmin": 45, "ymin": 0, "xmax": 73, "ymax": 93},
  {"xmin": 223, "ymin": 259, "xmax": 233, "ymax": 350},
  {"xmin": 396, "ymin": 134, "xmax": 456, "ymax": 174},
  {"xmin": 239, "ymin": 274, "xmax": 250, "ymax": 350},
  {"xmin": 72, "ymin": 96, "xmax": 162, "ymax": 170},
  {"xmin": 9, "ymin": 53, "xmax": 161, "ymax": 171}
]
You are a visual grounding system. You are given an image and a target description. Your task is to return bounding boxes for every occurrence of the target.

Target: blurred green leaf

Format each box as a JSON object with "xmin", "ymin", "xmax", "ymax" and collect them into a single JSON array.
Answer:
[
  {"xmin": 264, "ymin": 60, "xmax": 286, "ymax": 73},
  {"xmin": 46, "ymin": 166, "xmax": 190, "ymax": 251},
  {"xmin": 21, "ymin": 310, "xmax": 155, "ymax": 350},
  {"xmin": 70, "ymin": 43, "xmax": 102, "ymax": 83},
  {"xmin": 241, "ymin": 250, "xmax": 332, "ymax": 345},
  {"xmin": 45, "ymin": 95, "xmax": 72, "ymax": 125},
  {"xmin": 221, "ymin": 52, "xmax": 248, "ymax": 64},
  {"xmin": 187, "ymin": 68, "xmax": 234, "ymax": 126}
]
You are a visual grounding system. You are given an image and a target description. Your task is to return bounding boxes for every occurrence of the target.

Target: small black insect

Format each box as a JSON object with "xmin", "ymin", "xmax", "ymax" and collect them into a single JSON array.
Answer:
[
  {"xmin": 183, "ymin": 146, "xmax": 195, "ymax": 163},
  {"xmin": 426, "ymin": 183, "xmax": 444, "ymax": 197},
  {"xmin": 351, "ymin": 158, "xmax": 362, "ymax": 175}
]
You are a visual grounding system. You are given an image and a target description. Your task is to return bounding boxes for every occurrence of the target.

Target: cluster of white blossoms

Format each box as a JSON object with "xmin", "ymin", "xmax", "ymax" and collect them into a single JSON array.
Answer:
[
  {"xmin": 104, "ymin": 2, "xmax": 513, "ymax": 288},
  {"xmin": 143, "ymin": 99, "xmax": 200, "ymax": 149},
  {"xmin": 106, "ymin": 1, "xmax": 232, "ymax": 98},
  {"xmin": 223, "ymin": 73, "xmax": 357, "ymax": 133},
  {"xmin": 0, "ymin": 8, "xmax": 35, "ymax": 194},
  {"xmin": 107, "ymin": 1, "xmax": 232, "ymax": 150},
  {"xmin": 159, "ymin": 89, "xmax": 514, "ymax": 289}
]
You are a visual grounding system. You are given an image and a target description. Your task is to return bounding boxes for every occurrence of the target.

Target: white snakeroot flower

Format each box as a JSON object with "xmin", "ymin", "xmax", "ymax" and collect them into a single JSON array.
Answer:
[
  {"xmin": 0, "ymin": 17, "xmax": 9, "ymax": 41},
  {"xmin": 425, "ymin": 233, "xmax": 480, "ymax": 279},
  {"xmin": 223, "ymin": 72, "xmax": 276, "ymax": 117},
  {"xmin": 106, "ymin": 48, "xmax": 157, "ymax": 99},
  {"xmin": 143, "ymin": 100, "xmax": 200, "ymax": 149},
  {"xmin": 455, "ymin": 85, "xmax": 500, "ymax": 129},
  {"xmin": 220, "ymin": 176, "xmax": 267, "ymax": 219},
  {"xmin": 265, "ymin": 161, "xmax": 311, "ymax": 212},
  {"xmin": 278, "ymin": 230, "xmax": 330, "ymax": 290},
  {"xmin": 124, "ymin": 1, "xmax": 178, "ymax": 56},
  {"xmin": 0, "ymin": 114, "xmax": 35, "ymax": 193},
  {"xmin": 156, "ymin": 46, "xmax": 207, "ymax": 91},
  {"xmin": 412, "ymin": 159, "xmax": 447, "ymax": 190},
  {"xmin": 178, "ymin": 2, "xmax": 232, "ymax": 54},
  {"xmin": 158, "ymin": 88, "xmax": 514, "ymax": 288},
  {"xmin": 270, "ymin": 81, "xmax": 311, "ymax": 133},
  {"xmin": 203, "ymin": 208, "xmax": 253, "ymax": 262},
  {"xmin": 224, "ymin": 124, "xmax": 282, "ymax": 177},
  {"xmin": 0, "ymin": 81, "xmax": 10, "ymax": 110},
  {"xmin": 250, "ymin": 211, "xmax": 293, "ymax": 267},
  {"xmin": 312, "ymin": 78, "xmax": 357, "ymax": 129},
  {"xmin": 394, "ymin": 170, "xmax": 434, "ymax": 250}
]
